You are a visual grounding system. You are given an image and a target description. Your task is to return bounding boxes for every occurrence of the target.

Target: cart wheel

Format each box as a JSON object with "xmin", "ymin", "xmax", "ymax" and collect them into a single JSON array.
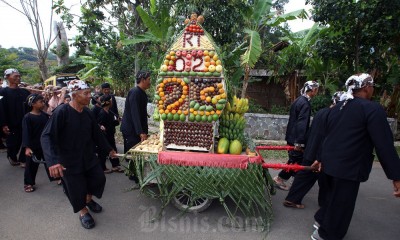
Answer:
[{"xmin": 172, "ymin": 189, "xmax": 213, "ymax": 213}]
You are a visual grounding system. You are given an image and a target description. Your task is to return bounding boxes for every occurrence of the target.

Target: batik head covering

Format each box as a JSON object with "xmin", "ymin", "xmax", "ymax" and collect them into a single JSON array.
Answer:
[
  {"xmin": 344, "ymin": 73, "xmax": 374, "ymax": 100},
  {"xmin": 4, "ymin": 68, "xmax": 20, "ymax": 79},
  {"xmin": 339, "ymin": 73, "xmax": 374, "ymax": 110},
  {"xmin": 332, "ymin": 91, "xmax": 346, "ymax": 105},
  {"xmin": 26, "ymin": 93, "xmax": 44, "ymax": 107},
  {"xmin": 99, "ymin": 94, "xmax": 112, "ymax": 107},
  {"xmin": 67, "ymin": 80, "xmax": 90, "ymax": 92},
  {"xmin": 300, "ymin": 81, "xmax": 319, "ymax": 95}
]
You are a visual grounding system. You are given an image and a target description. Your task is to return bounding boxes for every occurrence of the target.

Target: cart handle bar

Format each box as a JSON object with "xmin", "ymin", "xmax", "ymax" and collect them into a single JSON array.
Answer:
[{"xmin": 262, "ymin": 163, "xmax": 314, "ymax": 172}]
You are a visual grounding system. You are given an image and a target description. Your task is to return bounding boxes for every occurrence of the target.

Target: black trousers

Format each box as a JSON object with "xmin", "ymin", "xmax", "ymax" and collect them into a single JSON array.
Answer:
[
  {"xmin": 98, "ymin": 135, "xmax": 120, "ymax": 169},
  {"xmin": 285, "ymin": 160, "xmax": 326, "ymax": 206},
  {"xmin": 24, "ymin": 149, "xmax": 52, "ymax": 185},
  {"xmin": 6, "ymin": 128, "xmax": 25, "ymax": 163},
  {"xmin": 62, "ymin": 164, "xmax": 106, "ymax": 213},
  {"xmin": 123, "ymin": 134, "xmax": 140, "ymax": 183},
  {"xmin": 278, "ymin": 149, "xmax": 303, "ymax": 180},
  {"xmin": 314, "ymin": 172, "xmax": 360, "ymax": 240}
]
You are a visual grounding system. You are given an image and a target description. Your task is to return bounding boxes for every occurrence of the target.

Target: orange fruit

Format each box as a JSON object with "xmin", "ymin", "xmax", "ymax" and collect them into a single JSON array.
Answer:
[
  {"xmin": 205, "ymin": 111, "xmax": 210, "ymax": 116},
  {"xmin": 164, "ymin": 109, "xmax": 170, "ymax": 114},
  {"xmin": 217, "ymin": 83, "xmax": 223, "ymax": 88},
  {"xmin": 177, "ymin": 110, "xmax": 182, "ymax": 114},
  {"xmin": 178, "ymin": 98, "xmax": 184, "ymax": 103},
  {"xmin": 206, "ymin": 96, "xmax": 211, "ymax": 102},
  {"xmin": 219, "ymin": 88, "xmax": 225, "ymax": 94},
  {"xmin": 159, "ymin": 92, "xmax": 165, "ymax": 97},
  {"xmin": 209, "ymin": 87, "xmax": 215, "ymax": 92},
  {"xmin": 158, "ymin": 100, "xmax": 164, "ymax": 105},
  {"xmin": 200, "ymin": 90, "xmax": 205, "ymax": 95},
  {"xmin": 213, "ymin": 55, "xmax": 218, "ymax": 61},
  {"xmin": 183, "ymin": 86, "xmax": 188, "ymax": 90},
  {"xmin": 193, "ymin": 111, "xmax": 198, "ymax": 115},
  {"xmin": 190, "ymin": 108, "xmax": 194, "ymax": 113},
  {"xmin": 171, "ymin": 110, "xmax": 176, "ymax": 114},
  {"xmin": 199, "ymin": 111, "xmax": 204, "ymax": 116},
  {"xmin": 210, "ymin": 110, "xmax": 215, "ymax": 115},
  {"xmin": 172, "ymin": 77, "xmax": 177, "ymax": 82},
  {"xmin": 183, "ymin": 110, "xmax": 189, "ymax": 115},
  {"xmin": 204, "ymin": 62, "xmax": 210, "ymax": 67},
  {"xmin": 159, "ymin": 109, "xmax": 164, "ymax": 114},
  {"xmin": 200, "ymin": 95, "xmax": 206, "ymax": 100},
  {"xmin": 204, "ymin": 56, "xmax": 211, "ymax": 62},
  {"xmin": 203, "ymin": 50, "xmax": 209, "ymax": 56},
  {"xmin": 210, "ymin": 60, "xmax": 216, "ymax": 66},
  {"xmin": 216, "ymin": 110, "xmax": 221, "ymax": 115}
]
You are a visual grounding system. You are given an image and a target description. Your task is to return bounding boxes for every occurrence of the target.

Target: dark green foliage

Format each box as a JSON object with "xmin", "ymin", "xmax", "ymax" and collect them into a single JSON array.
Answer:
[{"xmin": 310, "ymin": 94, "xmax": 331, "ymax": 115}]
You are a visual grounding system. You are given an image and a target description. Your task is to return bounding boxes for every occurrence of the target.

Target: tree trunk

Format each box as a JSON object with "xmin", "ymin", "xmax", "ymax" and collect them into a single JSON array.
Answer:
[
  {"xmin": 37, "ymin": 56, "xmax": 49, "ymax": 81},
  {"xmin": 241, "ymin": 65, "xmax": 250, "ymax": 99},
  {"xmin": 54, "ymin": 21, "xmax": 70, "ymax": 66}
]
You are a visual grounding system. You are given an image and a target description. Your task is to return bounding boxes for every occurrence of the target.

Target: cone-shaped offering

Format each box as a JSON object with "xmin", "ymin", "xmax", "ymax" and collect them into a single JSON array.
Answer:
[{"xmin": 155, "ymin": 13, "xmax": 226, "ymax": 152}]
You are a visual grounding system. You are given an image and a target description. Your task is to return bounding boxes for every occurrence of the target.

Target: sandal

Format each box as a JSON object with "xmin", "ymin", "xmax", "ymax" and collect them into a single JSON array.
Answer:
[
  {"xmin": 8, "ymin": 157, "xmax": 20, "ymax": 166},
  {"xmin": 112, "ymin": 167, "xmax": 124, "ymax": 173},
  {"xmin": 273, "ymin": 176, "xmax": 290, "ymax": 191},
  {"xmin": 283, "ymin": 200, "xmax": 305, "ymax": 209},
  {"xmin": 24, "ymin": 185, "xmax": 35, "ymax": 193}
]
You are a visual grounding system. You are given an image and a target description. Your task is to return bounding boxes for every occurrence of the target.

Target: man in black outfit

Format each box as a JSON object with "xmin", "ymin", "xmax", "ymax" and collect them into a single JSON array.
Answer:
[
  {"xmin": 0, "ymin": 69, "xmax": 30, "ymax": 167},
  {"xmin": 273, "ymin": 80, "xmax": 319, "ymax": 190},
  {"xmin": 41, "ymin": 80, "xmax": 117, "ymax": 229},
  {"xmin": 101, "ymin": 82, "xmax": 119, "ymax": 119},
  {"xmin": 311, "ymin": 73, "xmax": 400, "ymax": 240},
  {"xmin": 283, "ymin": 91, "xmax": 345, "ymax": 209},
  {"xmin": 120, "ymin": 71, "xmax": 151, "ymax": 187}
]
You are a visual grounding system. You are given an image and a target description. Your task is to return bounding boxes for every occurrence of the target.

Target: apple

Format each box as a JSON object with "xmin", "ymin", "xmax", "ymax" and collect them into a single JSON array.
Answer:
[
  {"xmin": 164, "ymin": 60, "xmax": 169, "ymax": 65},
  {"xmin": 215, "ymin": 65, "xmax": 223, "ymax": 72},
  {"xmin": 160, "ymin": 65, "xmax": 168, "ymax": 72},
  {"xmin": 185, "ymin": 66, "xmax": 191, "ymax": 72},
  {"xmin": 181, "ymin": 50, "xmax": 187, "ymax": 56},
  {"xmin": 185, "ymin": 61, "xmax": 192, "ymax": 66},
  {"xmin": 176, "ymin": 51, "xmax": 182, "ymax": 57},
  {"xmin": 197, "ymin": 50, "xmax": 203, "ymax": 57},
  {"xmin": 191, "ymin": 50, "xmax": 197, "ymax": 56},
  {"xmin": 167, "ymin": 65, "xmax": 174, "ymax": 71},
  {"xmin": 186, "ymin": 54, "xmax": 192, "ymax": 60}
]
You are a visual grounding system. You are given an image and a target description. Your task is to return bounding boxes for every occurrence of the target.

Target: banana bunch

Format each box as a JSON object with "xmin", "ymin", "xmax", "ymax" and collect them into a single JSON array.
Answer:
[
  {"xmin": 218, "ymin": 97, "xmax": 249, "ymax": 145},
  {"xmin": 225, "ymin": 96, "xmax": 249, "ymax": 114}
]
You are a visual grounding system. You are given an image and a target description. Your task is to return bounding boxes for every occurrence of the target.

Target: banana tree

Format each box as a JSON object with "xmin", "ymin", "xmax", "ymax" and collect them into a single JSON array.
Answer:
[
  {"xmin": 121, "ymin": 1, "xmax": 176, "ymax": 74},
  {"xmin": 239, "ymin": 0, "xmax": 308, "ymax": 98}
]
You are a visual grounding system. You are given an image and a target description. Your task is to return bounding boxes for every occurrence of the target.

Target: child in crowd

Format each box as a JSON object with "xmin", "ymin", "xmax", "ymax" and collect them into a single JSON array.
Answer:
[
  {"xmin": 22, "ymin": 94, "xmax": 53, "ymax": 192},
  {"xmin": 91, "ymin": 93, "xmax": 103, "ymax": 119},
  {"xmin": 97, "ymin": 95, "xmax": 123, "ymax": 173},
  {"xmin": 63, "ymin": 94, "xmax": 71, "ymax": 104}
]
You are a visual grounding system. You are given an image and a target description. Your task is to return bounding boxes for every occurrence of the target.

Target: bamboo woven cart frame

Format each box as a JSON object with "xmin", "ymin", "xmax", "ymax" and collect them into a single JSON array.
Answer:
[{"xmin": 122, "ymin": 149, "xmax": 275, "ymax": 231}]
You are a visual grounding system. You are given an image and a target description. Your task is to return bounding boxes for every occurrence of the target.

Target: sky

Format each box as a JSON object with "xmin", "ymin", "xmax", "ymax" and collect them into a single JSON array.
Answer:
[{"xmin": 0, "ymin": 0, "xmax": 314, "ymax": 53}]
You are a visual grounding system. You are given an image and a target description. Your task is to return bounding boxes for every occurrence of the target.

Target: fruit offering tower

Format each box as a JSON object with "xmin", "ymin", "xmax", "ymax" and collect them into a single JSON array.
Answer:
[{"xmin": 155, "ymin": 13, "xmax": 227, "ymax": 152}]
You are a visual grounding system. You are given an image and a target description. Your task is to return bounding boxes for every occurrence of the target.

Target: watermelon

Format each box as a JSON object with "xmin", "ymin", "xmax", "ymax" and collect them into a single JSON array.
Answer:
[
  {"xmin": 229, "ymin": 140, "xmax": 242, "ymax": 155},
  {"xmin": 217, "ymin": 138, "xmax": 230, "ymax": 154}
]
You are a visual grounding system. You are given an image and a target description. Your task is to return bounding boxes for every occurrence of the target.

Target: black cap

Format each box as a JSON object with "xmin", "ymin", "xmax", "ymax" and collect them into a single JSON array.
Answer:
[{"xmin": 101, "ymin": 82, "xmax": 111, "ymax": 89}]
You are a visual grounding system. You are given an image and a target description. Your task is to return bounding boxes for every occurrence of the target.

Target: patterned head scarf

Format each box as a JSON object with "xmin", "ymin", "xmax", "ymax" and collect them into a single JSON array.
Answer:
[
  {"xmin": 26, "ymin": 93, "xmax": 44, "ymax": 107},
  {"xmin": 344, "ymin": 73, "xmax": 374, "ymax": 100},
  {"xmin": 300, "ymin": 81, "xmax": 319, "ymax": 95},
  {"xmin": 339, "ymin": 73, "xmax": 374, "ymax": 110},
  {"xmin": 332, "ymin": 91, "xmax": 347, "ymax": 105},
  {"xmin": 4, "ymin": 68, "xmax": 20, "ymax": 79},
  {"xmin": 67, "ymin": 80, "xmax": 90, "ymax": 92}
]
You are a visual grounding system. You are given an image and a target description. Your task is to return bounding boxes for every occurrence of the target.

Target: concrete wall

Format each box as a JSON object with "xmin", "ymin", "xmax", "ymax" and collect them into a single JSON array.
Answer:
[{"xmin": 115, "ymin": 97, "xmax": 398, "ymax": 140}]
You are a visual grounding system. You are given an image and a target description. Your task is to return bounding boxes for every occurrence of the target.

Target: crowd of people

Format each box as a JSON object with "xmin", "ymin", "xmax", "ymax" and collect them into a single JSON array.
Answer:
[
  {"xmin": 0, "ymin": 68, "xmax": 151, "ymax": 229},
  {"xmin": 1, "ymin": 68, "xmax": 399, "ymax": 238}
]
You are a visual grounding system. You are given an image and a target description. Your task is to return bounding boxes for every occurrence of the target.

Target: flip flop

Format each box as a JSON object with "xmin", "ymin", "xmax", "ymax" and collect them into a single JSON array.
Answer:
[
  {"xmin": 24, "ymin": 185, "xmax": 35, "ymax": 193},
  {"xmin": 283, "ymin": 200, "xmax": 305, "ymax": 209},
  {"xmin": 8, "ymin": 157, "xmax": 20, "ymax": 166}
]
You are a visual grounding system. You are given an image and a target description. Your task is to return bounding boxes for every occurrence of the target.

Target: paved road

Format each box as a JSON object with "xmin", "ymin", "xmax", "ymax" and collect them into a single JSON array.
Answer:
[{"xmin": 0, "ymin": 148, "xmax": 399, "ymax": 240}]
